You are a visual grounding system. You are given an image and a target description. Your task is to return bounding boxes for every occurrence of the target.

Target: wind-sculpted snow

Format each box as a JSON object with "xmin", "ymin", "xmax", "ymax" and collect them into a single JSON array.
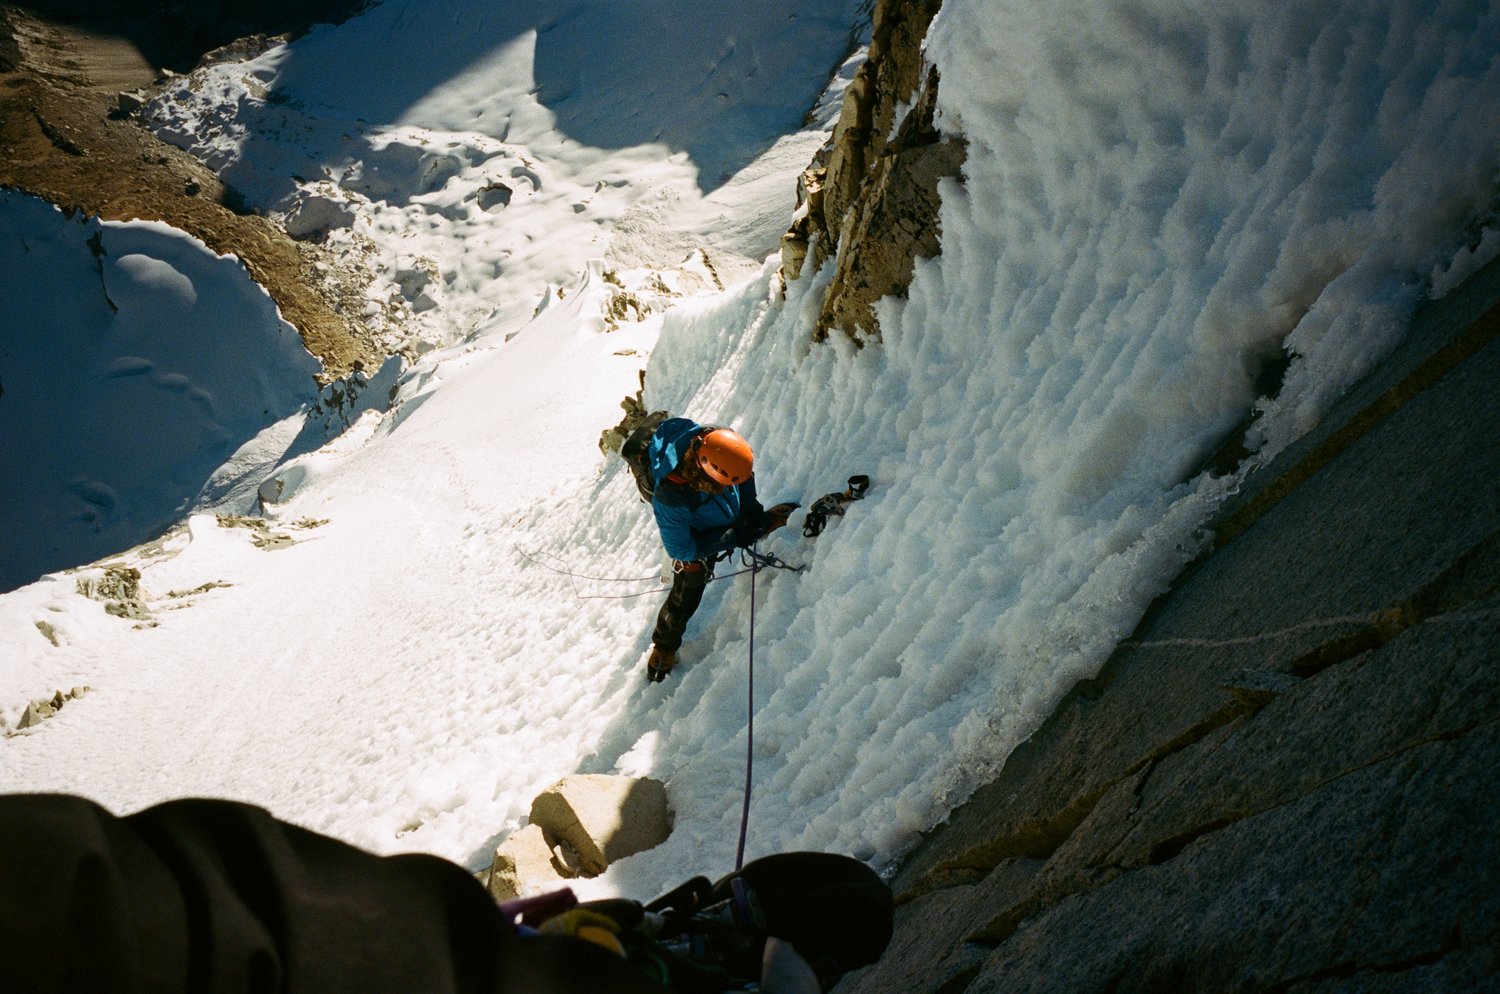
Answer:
[
  {"xmin": 0, "ymin": 192, "xmax": 320, "ymax": 593},
  {"xmin": 2, "ymin": 0, "xmax": 1498, "ymax": 906},
  {"xmin": 581, "ymin": 0, "xmax": 1500, "ymax": 887},
  {"xmin": 928, "ymin": 0, "xmax": 1500, "ymax": 460}
]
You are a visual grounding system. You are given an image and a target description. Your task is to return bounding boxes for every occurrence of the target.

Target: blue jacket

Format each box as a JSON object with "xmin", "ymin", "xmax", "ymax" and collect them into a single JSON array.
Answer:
[{"xmin": 648, "ymin": 418, "xmax": 768, "ymax": 562}]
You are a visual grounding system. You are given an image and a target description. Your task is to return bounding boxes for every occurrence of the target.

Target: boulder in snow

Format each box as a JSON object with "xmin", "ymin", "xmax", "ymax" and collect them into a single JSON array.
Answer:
[
  {"xmin": 284, "ymin": 192, "xmax": 357, "ymax": 240},
  {"xmin": 529, "ymin": 774, "xmax": 672, "ymax": 877},
  {"xmin": 487, "ymin": 823, "xmax": 568, "ymax": 901},
  {"xmin": 477, "ymin": 182, "xmax": 513, "ymax": 212}
]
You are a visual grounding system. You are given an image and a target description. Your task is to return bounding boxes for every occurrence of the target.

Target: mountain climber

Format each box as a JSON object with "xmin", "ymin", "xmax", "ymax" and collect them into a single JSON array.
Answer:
[{"xmin": 643, "ymin": 418, "xmax": 796, "ymax": 681}]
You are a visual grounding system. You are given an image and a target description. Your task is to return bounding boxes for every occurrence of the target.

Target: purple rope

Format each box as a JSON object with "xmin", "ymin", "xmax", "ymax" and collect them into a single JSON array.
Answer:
[{"xmin": 735, "ymin": 543, "xmax": 759, "ymax": 871}]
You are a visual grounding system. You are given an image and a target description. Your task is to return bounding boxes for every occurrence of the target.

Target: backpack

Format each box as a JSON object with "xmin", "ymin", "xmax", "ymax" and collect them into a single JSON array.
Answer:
[{"xmin": 620, "ymin": 410, "xmax": 671, "ymax": 503}]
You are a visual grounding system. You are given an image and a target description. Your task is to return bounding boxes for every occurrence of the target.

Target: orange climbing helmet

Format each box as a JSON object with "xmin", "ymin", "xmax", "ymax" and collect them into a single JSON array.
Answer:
[{"xmin": 696, "ymin": 427, "xmax": 754, "ymax": 486}]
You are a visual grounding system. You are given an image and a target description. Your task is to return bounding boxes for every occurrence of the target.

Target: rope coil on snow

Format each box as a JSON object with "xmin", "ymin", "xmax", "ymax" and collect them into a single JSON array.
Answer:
[
  {"xmin": 515, "ymin": 546, "xmax": 805, "ymax": 600},
  {"xmin": 513, "ymin": 547, "xmax": 667, "ymax": 600}
]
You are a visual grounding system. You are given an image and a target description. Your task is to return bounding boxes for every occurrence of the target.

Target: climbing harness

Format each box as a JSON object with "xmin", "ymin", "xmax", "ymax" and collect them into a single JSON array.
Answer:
[{"xmin": 802, "ymin": 474, "xmax": 870, "ymax": 537}]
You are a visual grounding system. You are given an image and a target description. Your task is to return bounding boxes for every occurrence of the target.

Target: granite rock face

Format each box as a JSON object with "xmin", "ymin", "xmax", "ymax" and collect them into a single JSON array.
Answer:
[
  {"xmin": 837, "ymin": 259, "xmax": 1500, "ymax": 990},
  {"xmin": 782, "ymin": 0, "xmax": 965, "ymax": 344}
]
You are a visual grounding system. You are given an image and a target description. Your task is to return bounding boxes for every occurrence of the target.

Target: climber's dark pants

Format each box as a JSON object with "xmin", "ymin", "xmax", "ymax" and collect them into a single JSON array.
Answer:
[{"xmin": 652, "ymin": 563, "xmax": 710, "ymax": 651}]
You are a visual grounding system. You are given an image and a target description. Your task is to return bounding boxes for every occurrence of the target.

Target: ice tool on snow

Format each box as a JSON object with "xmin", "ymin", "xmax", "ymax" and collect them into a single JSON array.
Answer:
[{"xmin": 801, "ymin": 475, "xmax": 870, "ymax": 537}]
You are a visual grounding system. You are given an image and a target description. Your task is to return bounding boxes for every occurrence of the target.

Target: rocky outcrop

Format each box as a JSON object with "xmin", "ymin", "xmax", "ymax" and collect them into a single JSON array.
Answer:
[
  {"xmin": 486, "ymin": 774, "xmax": 673, "ymax": 901},
  {"xmin": 782, "ymin": 0, "xmax": 965, "ymax": 344},
  {"xmin": 76, "ymin": 565, "xmax": 150, "ymax": 620},
  {"xmin": 0, "ymin": 6, "xmax": 381, "ymax": 380},
  {"xmin": 598, "ymin": 371, "xmax": 669, "ymax": 456},
  {"xmin": 834, "ymin": 259, "xmax": 1500, "ymax": 991},
  {"xmin": 8, "ymin": 687, "xmax": 93, "ymax": 732}
]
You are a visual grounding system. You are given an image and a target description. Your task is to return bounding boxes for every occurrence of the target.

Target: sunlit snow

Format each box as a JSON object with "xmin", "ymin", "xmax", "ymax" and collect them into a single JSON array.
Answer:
[{"xmin": 3, "ymin": 0, "xmax": 1498, "ymax": 903}]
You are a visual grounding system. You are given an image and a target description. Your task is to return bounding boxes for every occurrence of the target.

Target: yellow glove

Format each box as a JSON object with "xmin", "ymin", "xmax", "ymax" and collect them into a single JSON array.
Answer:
[{"xmin": 537, "ymin": 908, "xmax": 627, "ymax": 958}]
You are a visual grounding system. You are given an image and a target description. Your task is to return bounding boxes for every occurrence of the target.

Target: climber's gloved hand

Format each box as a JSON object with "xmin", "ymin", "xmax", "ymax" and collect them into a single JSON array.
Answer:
[{"xmin": 765, "ymin": 502, "xmax": 799, "ymax": 533}]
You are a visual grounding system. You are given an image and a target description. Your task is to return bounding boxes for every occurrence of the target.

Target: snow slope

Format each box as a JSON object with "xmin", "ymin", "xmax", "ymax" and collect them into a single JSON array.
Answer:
[
  {"xmin": 144, "ymin": 0, "xmax": 866, "ymax": 352},
  {"xmin": 3, "ymin": 0, "xmax": 1498, "ymax": 904},
  {"xmin": 0, "ymin": 192, "xmax": 321, "ymax": 592}
]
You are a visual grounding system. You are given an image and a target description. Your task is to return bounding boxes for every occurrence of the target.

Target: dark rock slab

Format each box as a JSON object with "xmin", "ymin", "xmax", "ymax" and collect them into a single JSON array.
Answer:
[
  {"xmin": 964, "ymin": 722, "xmax": 1500, "ymax": 994},
  {"xmin": 895, "ymin": 318, "xmax": 1500, "ymax": 903},
  {"xmin": 1218, "ymin": 253, "xmax": 1500, "ymax": 549},
  {"xmin": 839, "ymin": 858, "xmax": 1043, "ymax": 994}
]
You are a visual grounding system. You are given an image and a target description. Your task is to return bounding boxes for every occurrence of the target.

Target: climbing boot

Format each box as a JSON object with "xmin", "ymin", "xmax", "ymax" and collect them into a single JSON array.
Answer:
[{"xmin": 646, "ymin": 646, "xmax": 678, "ymax": 683}]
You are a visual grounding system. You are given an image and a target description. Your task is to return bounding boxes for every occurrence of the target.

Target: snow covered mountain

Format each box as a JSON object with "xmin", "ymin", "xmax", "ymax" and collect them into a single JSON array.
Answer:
[{"xmin": 3, "ymin": 0, "xmax": 1498, "ymax": 907}]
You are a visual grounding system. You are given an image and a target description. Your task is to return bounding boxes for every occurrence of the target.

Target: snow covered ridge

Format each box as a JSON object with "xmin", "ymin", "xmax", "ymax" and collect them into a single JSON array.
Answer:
[
  {"xmin": 142, "ymin": 0, "xmax": 870, "ymax": 354},
  {"xmin": 3, "ymin": 0, "xmax": 1500, "ymax": 909},
  {"xmin": 0, "ymin": 192, "xmax": 323, "ymax": 593},
  {"xmin": 0, "ymin": 190, "xmax": 407, "ymax": 594}
]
